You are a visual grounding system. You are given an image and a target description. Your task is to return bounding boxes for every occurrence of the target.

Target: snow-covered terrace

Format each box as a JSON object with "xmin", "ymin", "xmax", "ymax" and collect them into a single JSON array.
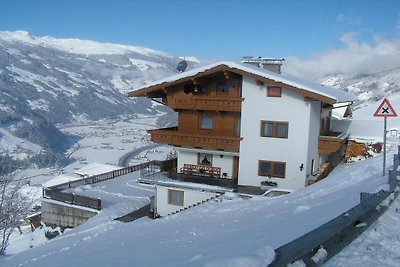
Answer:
[{"xmin": 62, "ymin": 171, "xmax": 155, "ymax": 218}]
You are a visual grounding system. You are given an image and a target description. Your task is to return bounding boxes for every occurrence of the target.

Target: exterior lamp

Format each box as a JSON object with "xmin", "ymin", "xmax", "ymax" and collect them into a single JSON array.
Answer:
[{"xmin": 300, "ymin": 164, "xmax": 304, "ymax": 171}]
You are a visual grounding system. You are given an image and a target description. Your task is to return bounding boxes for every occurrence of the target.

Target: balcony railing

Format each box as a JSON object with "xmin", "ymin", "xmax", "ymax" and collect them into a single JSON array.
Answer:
[
  {"xmin": 149, "ymin": 127, "xmax": 240, "ymax": 152},
  {"xmin": 181, "ymin": 164, "xmax": 221, "ymax": 178},
  {"xmin": 318, "ymin": 131, "xmax": 349, "ymax": 154},
  {"xmin": 168, "ymin": 96, "xmax": 243, "ymax": 112}
]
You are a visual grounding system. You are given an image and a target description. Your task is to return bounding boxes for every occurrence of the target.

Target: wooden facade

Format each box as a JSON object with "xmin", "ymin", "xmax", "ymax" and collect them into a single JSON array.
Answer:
[
  {"xmin": 149, "ymin": 127, "xmax": 240, "ymax": 152},
  {"xmin": 147, "ymin": 74, "xmax": 242, "ymax": 153},
  {"xmin": 318, "ymin": 132, "xmax": 349, "ymax": 154}
]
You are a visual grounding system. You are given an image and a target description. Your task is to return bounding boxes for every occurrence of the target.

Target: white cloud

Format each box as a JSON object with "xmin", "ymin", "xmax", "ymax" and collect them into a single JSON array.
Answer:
[
  {"xmin": 335, "ymin": 13, "xmax": 361, "ymax": 25},
  {"xmin": 283, "ymin": 33, "xmax": 400, "ymax": 80}
]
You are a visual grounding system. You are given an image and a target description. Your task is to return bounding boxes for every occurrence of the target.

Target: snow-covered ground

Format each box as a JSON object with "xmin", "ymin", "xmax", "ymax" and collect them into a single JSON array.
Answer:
[
  {"xmin": 325, "ymin": 188, "xmax": 400, "ymax": 267},
  {"xmin": 2, "ymin": 141, "xmax": 398, "ymax": 266}
]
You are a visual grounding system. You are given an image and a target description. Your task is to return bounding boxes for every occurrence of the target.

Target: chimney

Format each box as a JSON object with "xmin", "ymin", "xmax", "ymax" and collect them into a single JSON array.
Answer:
[{"xmin": 242, "ymin": 56, "xmax": 284, "ymax": 74}]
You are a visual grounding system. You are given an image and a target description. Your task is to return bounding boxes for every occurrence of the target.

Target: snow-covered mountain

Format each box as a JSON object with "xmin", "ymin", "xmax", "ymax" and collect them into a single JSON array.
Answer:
[
  {"xmin": 318, "ymin": 69, "xmax": 400, "ymax": 110},
  {"xmin": 0, "ymin": 31, "xmax": 196, "ymax": 171}
]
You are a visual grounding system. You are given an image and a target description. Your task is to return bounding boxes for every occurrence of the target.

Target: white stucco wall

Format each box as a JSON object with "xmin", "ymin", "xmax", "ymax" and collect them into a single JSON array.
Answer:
[
  {"xmin": 155, "ymin": 185, "xmax": 219, "ymax": 216},
  {"xmin": 176, "ymin": 149, "xmax": 234, "ymax": 178},
  {"xmin": 306, "ymin": 101, "xmax": 321, "ymax": 176},
  {"xmin": 238, "ymin": 76, "xmax": 318, "ymax": 189}
]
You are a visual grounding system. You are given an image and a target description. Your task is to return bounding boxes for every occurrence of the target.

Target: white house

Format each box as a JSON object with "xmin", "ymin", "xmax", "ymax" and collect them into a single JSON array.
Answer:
[{"xmin": 129, "ymin": 58, "xmax": 356, "ymax": 215}]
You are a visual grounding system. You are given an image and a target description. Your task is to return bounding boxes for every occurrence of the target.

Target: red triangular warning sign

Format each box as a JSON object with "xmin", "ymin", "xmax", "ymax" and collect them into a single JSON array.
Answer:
[{"xmin": 374, "ymin": 98, "xmax": 397, "ymax": 117}]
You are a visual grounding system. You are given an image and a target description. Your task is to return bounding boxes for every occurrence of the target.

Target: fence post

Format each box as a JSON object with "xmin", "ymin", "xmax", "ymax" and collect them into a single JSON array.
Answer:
[
  {"xmin": 97, "ymin": 199, "xmax": 101, "ymax": 210},
  {"xmin": 388, "ymin": 170, "xmax": 397, "ymax": 192},
  {"xmin": 360, "ymin": 192, "xmax": 373, "ymax": 203},
  {"xmin": 398, "ymin": 145, "xmax": 400, "ymax": 159}
]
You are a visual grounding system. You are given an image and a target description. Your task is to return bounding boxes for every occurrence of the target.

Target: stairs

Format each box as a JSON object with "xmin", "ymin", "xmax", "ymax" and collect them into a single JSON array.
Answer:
[
  {"xmin": 169, "ymin": 194, "xmax": 223, "ymax": 216},
  {"xmin": 114, "ymin": 203, "xmax": 151, "ymax": 223},
  {"xmin": 308, "ymin": 163, "xmax": 333, "ymax": 185}
]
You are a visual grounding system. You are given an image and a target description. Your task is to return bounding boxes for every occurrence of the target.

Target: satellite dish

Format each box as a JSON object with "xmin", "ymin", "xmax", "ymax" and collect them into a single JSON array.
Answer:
[{"xmin": 177, "ymin": 60, "xmax": 188, "ymax": 73}]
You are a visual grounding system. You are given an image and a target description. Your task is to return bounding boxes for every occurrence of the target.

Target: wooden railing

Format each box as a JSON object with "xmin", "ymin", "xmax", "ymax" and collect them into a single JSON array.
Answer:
[
  {"xmin": 181, "ymin": 164, "xmax": 221, "ymax": 178},
  {"xmin": 318, "ymin": 131, "xmax": 349, "ymax": 154},
  {"xmin": 43, "ymin": 188, "xmax": 102, "ymax": 210},
  {"xmin": 149, "ymin": 128, "xmax": 240, "ymax": 152},
  {"xmin": 169, "ymin": 96, "xmax": 243, "ymax": 112},
  {"xmin": 43, "ymin": 158, "xmax": 177, "ymax": 210}
]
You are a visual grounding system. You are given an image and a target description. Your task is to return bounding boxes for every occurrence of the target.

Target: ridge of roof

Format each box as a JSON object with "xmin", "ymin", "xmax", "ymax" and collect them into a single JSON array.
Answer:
[{"xmin": 129, "ymin": 61, "xmax": 357, "ymax": 104}]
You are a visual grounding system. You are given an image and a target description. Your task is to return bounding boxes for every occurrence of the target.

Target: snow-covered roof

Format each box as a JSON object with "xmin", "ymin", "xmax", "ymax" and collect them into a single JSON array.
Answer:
[
  {"xmin": 44, "ymin": 174, "xmax": 82, "ymax": 188},
  {"xmin": 128, "ymin": 61, "xmax": 357, "ymax": 105},
  {"xmin": 74, "ymin": 162, "xmax": 121, "ymax": 177}
]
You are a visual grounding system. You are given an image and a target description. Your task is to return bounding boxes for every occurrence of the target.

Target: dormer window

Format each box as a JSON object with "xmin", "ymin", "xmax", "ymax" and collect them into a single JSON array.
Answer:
[{"xmin": 267, "ymin": 86, "xmax": 282, "ymax": 97}]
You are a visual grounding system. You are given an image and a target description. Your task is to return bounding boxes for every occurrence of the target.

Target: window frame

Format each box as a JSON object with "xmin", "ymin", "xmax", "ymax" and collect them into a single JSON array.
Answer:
[
  {"xmin": 267, "ymin": 86, "xmax": 282, "ymax": 97},
  {"xmin": 260, "ymin": 120, "xmax": 288, "ymax": 138},
  {"xmin": 198, "ymin": 153, "xmax": 213, "ymax": 166},
  {"xmin": 258, "ymin": 160, "xmax": 286, "ymax": 178},
  {"xmin": 199, "ymin": 115, "xmax": 214, "ymax": 130},
  {"xmin": 168, "ymin": 189, "xmax": 184, "ymax": 206}
]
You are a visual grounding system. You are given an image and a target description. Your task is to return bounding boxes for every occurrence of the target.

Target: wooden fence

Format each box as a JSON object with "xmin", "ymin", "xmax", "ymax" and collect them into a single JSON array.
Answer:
[
  {"xmin": 43, "ymin": 158, "xmax": 177, "ymax": 210},
  {"xmin": 43, "ymin": 188, "xmax": 102, "ymax": 210}
]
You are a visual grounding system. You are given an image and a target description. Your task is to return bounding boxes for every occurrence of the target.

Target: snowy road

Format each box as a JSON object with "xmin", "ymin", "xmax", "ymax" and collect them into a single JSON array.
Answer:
[{"xmin": 117, "ymin": 143, "xmax": 162, "ymax": 167}]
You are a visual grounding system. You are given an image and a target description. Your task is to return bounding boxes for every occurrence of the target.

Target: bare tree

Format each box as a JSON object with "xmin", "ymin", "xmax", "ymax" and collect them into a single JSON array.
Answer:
[{"xmin": 0, "ymin": 173, "xmax": 31, "ymax": 255}]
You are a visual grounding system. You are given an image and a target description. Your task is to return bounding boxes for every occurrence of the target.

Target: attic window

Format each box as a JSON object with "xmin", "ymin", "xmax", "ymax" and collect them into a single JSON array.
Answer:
[{"xmin": 267, "ymin": 87, "xmax": 282, "ymax": 97}]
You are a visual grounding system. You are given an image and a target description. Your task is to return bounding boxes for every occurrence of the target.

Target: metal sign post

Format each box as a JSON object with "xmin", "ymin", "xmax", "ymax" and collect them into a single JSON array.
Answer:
[
  {"xmin": 373, "ymin": 98, "xmax": 397, "ymax": 176},
  {"xmin": 383, "ymin": 116, "xmax": 387, "ymax": 176}
]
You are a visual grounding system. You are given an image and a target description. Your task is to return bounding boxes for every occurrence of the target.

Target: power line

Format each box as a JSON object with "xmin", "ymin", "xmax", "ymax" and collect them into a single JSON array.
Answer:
[{"xmin": 364, "ymin": 66, "xmax": 400, "ymax": 77}]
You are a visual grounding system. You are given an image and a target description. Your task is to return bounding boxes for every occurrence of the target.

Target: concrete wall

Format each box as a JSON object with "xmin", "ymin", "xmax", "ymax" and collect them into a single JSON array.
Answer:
[
  {"xmin": 41, "ymin": 200, "xmax": 98, "ymax": 228},
  {"xmin": 156, "ymin": 185, "xmax": 219, "ymax": 216},
  {"xmin": 238, "ymin": 76, "xmax": 316, "ymax": 189}
]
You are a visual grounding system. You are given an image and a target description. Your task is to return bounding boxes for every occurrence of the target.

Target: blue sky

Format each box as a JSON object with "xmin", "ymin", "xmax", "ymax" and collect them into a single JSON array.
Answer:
[{"xmin": 1, "ymin": 0, "xmax": 399, "ymax": 62}]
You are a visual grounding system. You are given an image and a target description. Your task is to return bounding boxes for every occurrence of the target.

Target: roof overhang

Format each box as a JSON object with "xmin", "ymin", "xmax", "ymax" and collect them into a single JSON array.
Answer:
[{"xmin": 128, "ymin": 62, "xmax": 355, "ymax": 105}]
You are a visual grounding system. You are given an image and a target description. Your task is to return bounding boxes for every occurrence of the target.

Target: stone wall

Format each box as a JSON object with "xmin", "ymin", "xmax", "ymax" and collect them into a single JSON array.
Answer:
[{"xmin": 41, "ymin": 200, "xmax": 98, "ymax": 228}]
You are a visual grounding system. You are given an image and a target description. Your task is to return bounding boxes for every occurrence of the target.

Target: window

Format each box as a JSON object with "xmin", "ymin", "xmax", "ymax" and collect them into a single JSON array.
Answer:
[
  {"xmin": 217, "ymin": 81, "xmax": 229, "ymax": 94},
  {"xmin": 267, "ymin": 86, "xmax": 282, "ymax": 97},
  {"xmin": 198, "ymin": 153, "xmax": 213, "ymax": 165},
  {"xmin": 168, "ymin": 189, "xmax": 184, "ymax": 206},
  {"xmin": 261, "ymin": 121, "xmax": 288, "ymax": 138},
  {"xmin": 258, "ymin": 160, "xmax": 286, "ymax": 178},
  {"xmin": 200, "ymin": 116, "xmax": 213, "ymax": 130}
]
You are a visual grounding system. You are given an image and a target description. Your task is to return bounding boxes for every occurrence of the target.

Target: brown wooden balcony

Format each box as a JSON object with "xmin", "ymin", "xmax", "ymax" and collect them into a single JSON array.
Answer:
[
  {"xmin": 168, "ymin": 96, "xmax": 243, "ymax": 112},
  {"xmin": 181, "ymin": 164, "xmax": 221, "ymax": 178},
  {"xmin": 318, "ymin": 131, "xmax": 349, "ymax": 154},
  {"xmin": 148, "ymin": 127, "xmax": 240, "ymax": 152}
]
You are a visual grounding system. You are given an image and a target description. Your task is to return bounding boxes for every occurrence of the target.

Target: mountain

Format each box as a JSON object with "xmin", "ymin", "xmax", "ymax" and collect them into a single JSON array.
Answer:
[
  {"xmin": 318, "ymin": 69, "xmax": 400, "ymax": 111},
  {"xmin": 0, "ymin": 31, "xmax": 197, "ymax": 172}
]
